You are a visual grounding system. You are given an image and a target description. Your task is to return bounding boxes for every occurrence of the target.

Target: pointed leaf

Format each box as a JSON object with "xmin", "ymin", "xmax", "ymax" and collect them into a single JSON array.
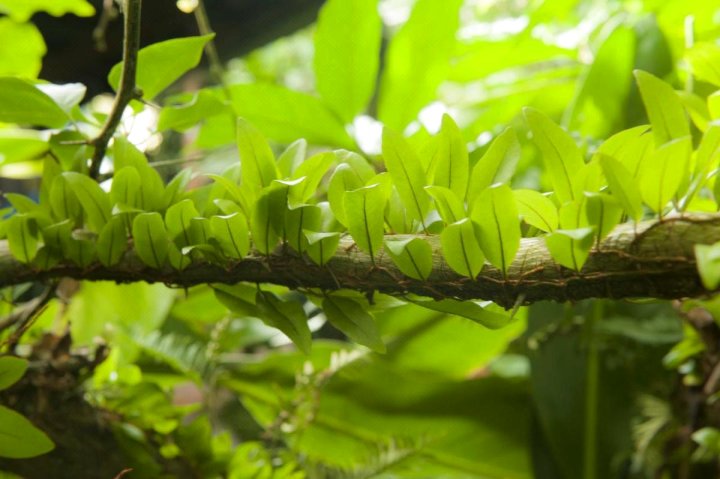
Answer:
[
  {"xmin": 0, "ymin": 405, "xmax": 54, "ymax": 458},
  {"xmin": 634, "ymin": 70, "xmax": 690, "ymax": 146},
  {"xmin": 7, "ymin": 215, "xmax": 39, "ymax": 263},
  {"xmin": 440, "ymin": 218, "xmax": 485, "ymax": 278},
  {"xmin": 323, "ymin": 296, "xmax": 385, "ymax": 353},
  {"xmin": 598, "ymin": 154, "xmax": 644, "ymax": 221},
  {"xmin": 0, "ymin": 77, "xmax": 68, "ymax": 127},
  {"xmin": 328, "ymin": 163, "xmax": 364, "ymax": 226},
  {"xmin": 61, "ymin": 172, "xmax": 111, "ymax": 232},
  {"xmin": 132, "ymin": 212, "xmax": 169, "ymax": 268},
  {"xmin": 285, "ymin": 205, "xmax": 321, "ymax": 254},
  {"xmin": 467, "ymin": 128, "xmax": 520, "ymax": 204},
  {"xmin": 384, "ymin": 237, "xmax": 433, "ymax": 280},
  {"xmin": 96, "ymin": 216, "xmax": 127, "ymax": 267},
  {"xmin": 545, "ymin": 228, "xmax": 595, "ymax": 271},
  {"xmin": 290, "ymin": 151, "xmax": 336, "ymax": 205},
  {"xmin": 408, "ymin": 298, "xmax": 512, "ymax": 329},
  {"xmin": 210, "ymin": 214, "xmax": 250, "ymax": 259},
  {"xmin": 585, "ymin": 193, "xmax": 623, "ymax": 243},
  {"xmin": 256, "ymin": 291, "xmax": 311, "ymax": 355},
  {"xmin": 165, "ymin": 199, "xmax": 200, "ymax": 246},
  {"xmin": 425, "ymin": 185, "xmax": 466, "ymax": 224},
  {"xmin": 639, "ymin": 136, "xmax": 691, "ymax": 213},
  {"xmin": 251, "ymin": 187, "xmax": 281, "ymax": 255},
  {"xmin": 513, "ymin": 189, "xmax": 558, "ymax": 232},
  {"xmin": 238, "ymin": 118, "xmax": 279, "ymax": 200},
  {"xmin": 304, "ymin": 231, "xmax": 340, "ymax": 266},
  {"xmin": 343, "ymin": 184, "xmax": 387, "ymax": 262},
  {"xmin": 428, "ymin": 114, "xmax": 469, "ymax": 199},
  {"xmin": 110, "ymin": 166, "xmax": 141, "ymax": 208},
  {"xmin": 0, "ymin": 356, "xmax": 27, "ymax": 390},
  {"xmin": 471, "ymin": 184, "xmax": 520, "ymax": 275}
]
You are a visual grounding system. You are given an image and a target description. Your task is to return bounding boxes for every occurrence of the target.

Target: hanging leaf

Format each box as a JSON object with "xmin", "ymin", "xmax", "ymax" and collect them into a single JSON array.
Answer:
[
  {"xmin": 639, "ymin": 136, "xmax": 691, "ymax": 214},
  {"xmin": 440, "ymin": 218, "xmax": 485, "ymax": 278},
  {"xmin": 513, "ymin": 189, "xmax": 558, "ymax": 232},
  {"xmin": 165, "ymin": 199, "xmax": 200, "ymax": 246},
  {"xmin": 0, "ymin": 356, "xmax": 27, "ymax": 390},
  {"xmin": 425, "ymin": 185, "xmax": 466, "ymax": 224},
  {"xmin": 304, "ymin": 231, "xmax": 340, "ymax": 266},
  {"xmin": 322, "ymin": 296, "xmax": 385, "ymax": 353},
  {"xmin": 314, "ymin": 0, "xmax": 382, "ymax": 123},
  {"xmin": 0, "ymin": 405, "xmax": 54, "ymax": 459},
  {"xmin": 210, "ymin": 214, "xmax": 249, "ymax": 259},
  {"xmin": 62, "ymin": 172, "xmax": 111, "ymax": 232},
  {"xmin": 384, "ymin": 237, "xmax": 433, "ymax": 280},
  {"xmin": 343, "ymin": 184, "xmax": 387, "ymax": 263},
  {"xmin": 597, "ymin": 154, "xmax": 644, "ymax": 221},
  {"xmin": 237, "ymin": 118, "xmax": 279, "ymax": 201},
  {"xmin": 467, "ymin": 128, "xmax": 520, "ymax": 204},
  {"xmin": 696, "ymin": 242, "xmax": 720, "ymax": 290},
  {"xmin": 427, "ymin": 114, "xmax": 469, "ymax": 199},
  {"xmin": 96, "ymin": 216, "xmax": 127, "ymax": 267},
  {"xmin": 471, "ymin": 184, "xmax": 520, "ymax": 275},
  {"xmin": 382, "ymin": 127, "xmax": 430, "ymax": 230},
  {"xmin": 256, "ymin": 291, "xmax": 312, "ymax": 355},
  {"xmin": 634, "ymin": 70, "xmax": 690, "ymax": 146},
  {"xmin": 407, "ymin": 298, "xmax": 512, "ymax": 329},
  {"xmin": 7, "ymin": 215, "xmax": 39, "ymax": 263},
  {"xmin": 132, "ymin": 212, "xmax": 169, "ymax": 268},
  {"xmin": 524, "ymin": 108, "xmax": 584, "ymax": 205}
]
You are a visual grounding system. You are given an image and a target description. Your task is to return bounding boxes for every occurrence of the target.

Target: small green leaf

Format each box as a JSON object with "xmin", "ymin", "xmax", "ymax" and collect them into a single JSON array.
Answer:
[
  {"xmin": 545, "ymin": 228, "xmax": 595, "ymax": 271},
  {"xmin": 289, "ymin": 151, "xmax": 337, "ymax": 205},
  {"xmin": 158, "ymin": 89, "xmax": 229, "ymax": 131},
  {"xmin": 62, "ymin": 172, "xmax": 111, "ymax": 232},
  {"xmin": 110, "ymin": 166, "xmax": 141, "ymax": 208},
  {"xmin": 593, "ymin": 125, "xmax": 652, "ymax": 178},
  {"xmin": 238, "ymin": 118, "xmax": 279, "ymax": 201},
  {"xmin": 343, "ymin": 184, "xmax": 387, "ymax": 262},
  {"xmin": 440, "ymin": 218, "xmax": 485, "ymax": 278},
  {"xmin": 250, "ymin": 187, "xmax": 281, "ymax": 255},
  {"xmin": 0, "ymin": 405, "xmax": 54, "ymax": 458},
  {"xmin": 210, "ymin": 214, "xmax": 250, "ymax": 259},
  {"xmin": 467, "ymin": 128, "xmax": 520, "ymax": 204},
  {"xmin": 0, "ymin": 356, "xmax": 27, "ymax": 390},
  {"xmin": 256, "ymin": 291, "xmax": 311, "ymax": 355},
  {"xmin": 513, "ymin": 189, "xmax": 558, "ymax": 232},
  {"xmin": 639, "ymin": 136, "xmax": 691, "ymax": 214},
  {"xmin": 108, "ymin": 35, "xmax": 214, "ymax": 100},
  {"xmin": 96, "ymin": 216, "xmax": 127, "ymax": 267},
  {"xmin": 382, "ymin": 127, "xmax": 430, "ymax": 230},
  {"xmin": 7, "ymin": 215, "xmax": 39, "ymax": 263},
  {"xmin": 598, "ymin": 154, "xmax": 644, "ymax": 221},
  {"xmin": 427, "ymin": 114, "xmax": 469, "ymax": 199},
  {"xmin": 132, "ymin": 212, "xmax": 169, "ymax": 268},
  {"xmin": 471, "ymin": 184, "xmax": 520, "ymax": 275},
  {"xmin": 314, "ymin": 0, "xmax": 381, "ymax": 123},
  {"xmin": 328, "ymin": 163, "xmax": 364, "ymax": 226},
  {"xmin": 304, "ymin": 231, "xmax": 340, "ymax": 266},
  {"xmin": 277, "ymin": 139, "xmax": 307, "ymax": 178},
  {"xmin": 584, "ymin": 193, "xmax": 622, "ymax": 243},
  {"xmin": 322, "ymin": 296, "xmax": 385, "ymax": 353},
  {"xmin": 524, "ymin": 107, "xmax": 584, "ymax": 204},
  {"xmin": 425, "ymin": 185, "xmax": 466, "ymax": 224},
  {"xmin": 696, "ymin": 242, "xmax": 720, "ymax": 290},
  {"xmin": 285, "ymin": 205, "xmax": 321, "ymax": 254},
  {"xmin": 384, "ymin": 237, "xmax": 433, "ymax": 280},
  {"xmin": 165, "ymin": 199, "xmax": 200, "ymax": 246},
  {"xmin": 634, "ymin": 70, "xmax": 690, "ymax": 146},
  {"xmin": 407, "ymin": 298, "xmax": 512, "ymax": 329},
  {"xmin": 0, "ymin": 77, "xmax": 68, "ymax": 127}
]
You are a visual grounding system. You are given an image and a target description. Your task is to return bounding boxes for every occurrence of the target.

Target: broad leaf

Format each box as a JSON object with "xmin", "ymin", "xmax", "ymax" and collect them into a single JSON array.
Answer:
[
  {"xmin": 585, "ymin": 193, "xmax": 623, "ymax": 243},
  {"xmin": 545, "ymin": 227, "xmax": 595, "ymax": 271},
  {"xmin": 639, "ymin": 136, "xmax": 691, "ymax": 214},
  {"xmin": 0, "ymin": 0, "xmax": 94, "ymax": 22},
  {"xmin": 7, "ymin": 215, "xmax": 39, "ymax": 263},
  {"xmin": 598, "ymin": 154, "xmax": 644, "ymax": 221},
  {"xmin": 408, "ymin": 298, "xmax": 513, "ymax": 329},
  {"xmin": 467, "ymin": 128, "xmax": 520, "ymax": 204},
  {"xmin": 210, "ymin": 214, "xmax": 249, "ymax": 259},
  {"xmin": 471, "ymin": 184, "xmax": 520, "ymax": 275},
  {"xmin": 250, "ymin": 187, "xmax": 282, "ymax": 255},
  {"xmin": 256, "ymin": 291, "xmax": 311, "ymax": 355},
  {"xmin": 165, "ymin": 199, "xmax": 200, "ymax": 246},
  {"xmin": 440, "ymin": 218, "xmax": 485, "ymax": 278},
  {"xmin": 425, "ymin": 185, "xmax": 466, "ymax": 224},
  {"xmin": 132, "ymin": 212, "xmax": 169, "ymax": 268},
  {"xmin": 277, "ymin": 139, "xmax": 307, "ymax": 178},
  {"xmin": 343, "ymin": 184, "xmax": 387, "ymax": 262},
  {"xmin": 384, "ymin": 237, "xmax": 433, "ymax": 280},
  {"xmin": 289, "ymin": 151, "xmax": 337, "ymax": 205},
  {"xmin": 158, "ymin": 89, "xmax": 229, "ymax": 131},
  {"xmin": 237, "ymin": 118, "xmax": 279, "ymax": 201},
  {"xmin": 0, "ymin": 405, "xmax": 54, "ymax": 458},
  {"xmin": 109, "ymin": 35, "xmax": 214, "ymax": 100},
  {"xmin": 96, "ymin": 216, "xmax": 127, "ymax": 267},
  {"xmin": 62, "ymin": 172, "xmax": 111, "ymax": 232},
  {"xmin": 314, "ymin": 0, "xmax": 381, "ymax": 123},
  {"xmin": 513, "ymin": 189, "xmax": 558, "ymax": 232},
  {"xmin": 328, "ymin": 163, "xmax": 365, "ymax": 226},
  {"xmin": 0, "ymin": 129, "xmax": 48, "ymax": 165},
  {"xmin": 686, "ymin": 42, "xmax": 720, "ymax": 87},
  {"xmin": 0, "ymin": 356, "xmax": 27, "ymax": 390},
  {"xmin": 323, "ymin": 296, "xmax": 385, "ymax": 353},
  {"xmin": 427, "ymin": 114, "xmax": 469, "ymax": 199},
  {"xmin": 634, "ymin": 70, "xmax": 689, "ymax": 146},
  {"xmin": 284, "ymin": 205, "xmax": 321, "ymax": 254},
  {"xmin": 0, "ymin": 18, "xmax": 45, "ymax": 77},
  {"xmin": 304, "ymin": 231, "xmax": 340, "ymax": 266},
  {"xmin": 110, "ymin": 166, "xmax": 141, "ymax": 209},
  {"xmin": 0, "ymin": 77, "xmax": 68, "ymax": 127}
]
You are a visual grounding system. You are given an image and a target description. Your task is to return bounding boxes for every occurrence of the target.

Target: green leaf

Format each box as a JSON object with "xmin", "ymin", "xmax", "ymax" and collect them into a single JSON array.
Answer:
[
  {"xmin": 382, "ymin": 128, "xmax": 430, "ymax": 230},
  {"xmin": 425, "ymin": 185, "xmax": 466, "ymax": 224},
  {"xmin": 163, "ymin": 169, "xmax": 193, "ymax": 209},
  {"xmin": 696, "ymin": 242, "xmax": 720, "ymax": 290},
  {"xmin": 237, "ymin": 118, "xmax": 279, "ymax": 201},
  {"xmin": 277, "ymin": 139, "xmax": 307, "ymax": 178},
  {"xmin": 0, "ymin": 356, "xmax": 27, "ymax": 390},
  {"xmin": 0, "ymin": 0, "xmax": 94, "ymax": 21},
  {"xmin": 471, "ymin": 184, "xmax": 520, "ymax": 275},
  {"xmin": 407, "ymin": 298, "xmax": 512, "ymax": 329},
  {"xmin": 384, "ymin": 237, "xmax": 433, "ymax": 280},
  {"xmin": 229, "ymin": 84, "xmax": 354, "ymax": 148},
  {"xmin": 158, "ymin": 89, "xmax": 229, "ymax": 131},
  {"xmin": 377, "ymin": 0, "xmax": 463, "ymax": 130},
  {"xmin": 584, "ymin": 193, "xmax": 622, "ymax": 243},
  {"xmin": 545, "ymin": 227, "xmax": 595, "ymax": 271},
  {"xmin": 639, "ymin": 136, "xmax": 691, "ymax": 214},
  {"xmin": 467, "ymin": 128, "xmax": 520, "ymax": 204},
  {"xmin": 304, "ymin": 231, "xmax": 340, "ymax": 266},
  {"xmin": 0, "ymin": 405, "xmax": 54, "ymax": 458},
  {"xmin": 96, "ymin": 216, "xmax": 127, "ymax": 267},
  {"xmin": 634, "ymin": 70, "xmax": 689, "ymax": 146},
  {"xmin": 440, "ymin": 218, "xmax": 485, "ymax": 278},
  {"xmin": 250, "ymin": 187, "xmax": 282, "ymax": 255},
  {"xmin": 427, "ymin": 114, "xmax": 469, "ymax": 199},
  {"xmin": 7, "ymin": 215, "xmax": 39, "ymax": 263},
  {"xmin": 314, "ymin": 0, "xmax": 381, "ymax": 123},
  {"xmin": 686, "ymin": 42, "xmax": 720, "ymax": 87},
  {"xmin": 132, "ymin": 212, "xmax": 169, "ymax": 268},
  {"xmin": 165, "ymin": 199, "xmax": 200, "ymax": 246},
  {"xmin": 598, "ymin": 154, "xmax": 644, "ymax": 221},
  {"xmin": 108, "ymin": 35, "xmax": 214, "ymax": 100},
  {"xmin": 322, "ymin": 296, "xmax": 385, "ymax": 353},
  {"xmin": 62, "ymin": 172, "xmax": 111, "ymax": 232},
  {"xmin": 36, "ymin": 82, "xmax": 86, "ymax": 114},
  {"xmin": 593, "ymin": 125, "xmax": 652, "ymax": 178},
  {"xmin": 285, "ymin": 205, "xmax": 321, "ymax": 254},
  {"xmin": 289, "ymin": 151, "xmax": 337, "ymax": 205},
  {"xmin": 343, "ymin": 184, "xmax": 387, "ymax": 262},
  {"xmin": 256, "ymin": 291, "xmax": 311, "ymax": 355},
  {"xmin": 210, "ymin": 214, "xmax": 249, "ymax": 259},
  {"xmin": 0, "ymin": 77, "xmax": 68, "ymax": 128},
  {"xmin": 524, "ymin": 107, "xmax": 584, "ymax": 204},
  {"xmin": 513, "ymin": 189, "xmax": 558, "ymax": 232},
  {"xmin": 0, "ymin": 19, "xmax": 44, "ymax": 77},
  {"xmin": 328, "ymin": 163, "xmax": 364, "ymax": 226},
  {"xmin": 112, "ymin": 136, "xmax": 148, "ymax": 170},
  {"xmin": 0, "ymin": 129, "xmax": 48, "ymax": 165},
  {"xmin": 110, "ymin": 166, "xmax": 141, "ymax": 209}
]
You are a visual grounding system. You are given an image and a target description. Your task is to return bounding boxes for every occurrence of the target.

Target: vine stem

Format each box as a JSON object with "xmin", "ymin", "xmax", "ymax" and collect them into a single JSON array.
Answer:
[
  {"xmin": 583, "ymin": 301, "xmax": 602, "ymax": 479},
  {"xmin": 88, "ymin": 0, "xmax": 143, "ymax": 180}
]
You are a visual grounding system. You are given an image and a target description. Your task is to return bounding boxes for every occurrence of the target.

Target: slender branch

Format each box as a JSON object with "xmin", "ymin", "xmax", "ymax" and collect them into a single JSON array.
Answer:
[
  {"xmin": 194, "ymin": 0, "xmax": 228, "ymax": 93},
  {"xmin": 92, "ymin": 0, "xmax": 119, "ymax": 52},
  {"xmin": 88, "ymin": 0, "xmax": 143, "ymax": 179},
  {"xmin": 0, "ymin": 215, "xmax": 718, "ymax": 308}
]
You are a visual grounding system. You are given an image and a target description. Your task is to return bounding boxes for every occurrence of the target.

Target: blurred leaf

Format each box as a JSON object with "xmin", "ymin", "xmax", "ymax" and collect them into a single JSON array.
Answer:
[
  {"xmin": 0, "ymin": 130, "xmax": 48, "ymax": 165},
  {"xmin": 36, "ymin": 82, "xmax": 86, "ymax": 114},
  {"xmin": 696, "ymin": 241, "xmax": 720, "ymax": 290},
  {"xmin": 686, "ymin": 42, "xmax": 720, "ymax": 87},
  {"xmin": 109, "ymin": 35, "xmax": 214, "ymax": 100},
  {"xmin": 440, "ymin": 218, "xmax": 484, "ymax": 278},
  {"xmin": 378, "ymin": 0, "xmax": 462, "ymax": 130},
  {"xmin": 256, "ymin": 291, "xmax": 311, "ymax": 355},
  {"xmin": 0, "ymin": 405, "xmax": 54, "ymax": 458},
  {"xmin": 0, "ymin": 77, "xmax": 68, "ymax": 127},
  {"xmin": 323, "ymin": 296, "xmax": 385, "ymax": 353},
  {"xmin": 6, "ymin": 215, "xmax": 39, "ymax": 263},
  {"xmin": 0, "ymin": 0, "xmax": 94, "ymax": 21},
  {"xmin": 97, "ymin": 216, "xmax": 127, "ymax": 267},
  {"xmin": 0, "ymin": 356, "xmax": 27, "ymax": 390},
  {"xmin": 328, "ymin": 163, "xmax": 364, "ymax": 226},
  {"xmin": 277, "ymin": 139, "xmax": 307, "ymax": 178},
  {"xmin": 545, "ymin": 227, "xmax": 594, "ymax": 271},
  {"xmin": 634, "ymin": 70, "xmax": 689, "ymax": 146},
  {"xmin": 165, "ymin": 199, "xmax": 200, "ymax": 246},
  {"xmin": 237, "ymin": 118, "xmax": 279, "ymax": 201},
  {"xmin": 407, "ymin": 298, "xmax": 513, "ymax": 330},
  {"xmin": 314, "ymin": 0, "xmax": 381, "ymax": 123},
  {"xmin": 62, "ymin": 172, "xmax": 111, "ymax": 232},
  {"xmin": 471, "ymin": 184, "xmax": 520, "ymax": 275},
  {"xmin": 111, "ymin": 166, "xmax": 141, "ymax": 209},
  {"xmin": 639, "ymin": 136, "xmax": 691, "ymax": 213},
  {"xmin": 158, "ymin": 89, "xmax": 229, "ymax": 131},
  {"xmin": 289, "ymin": 151, "xmax": 337, "ymax": 205},
  {"xmin": 0, "ymin": 19, "xmax": 45, "ymax": 77}
]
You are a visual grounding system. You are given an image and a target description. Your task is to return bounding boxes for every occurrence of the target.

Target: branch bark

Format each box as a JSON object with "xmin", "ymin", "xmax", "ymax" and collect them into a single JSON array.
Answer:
[{"xmin": 2, "ymin": 215, "xmax": 718, "ymax": 308}]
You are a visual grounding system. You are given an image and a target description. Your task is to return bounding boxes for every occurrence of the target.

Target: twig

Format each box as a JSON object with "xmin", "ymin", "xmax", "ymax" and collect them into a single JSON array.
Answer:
[
  {"xmin": 193, "ymin": 0, "xmax": 231, "ymax": 98},
  {"xmin": 88, "ymin": 0, "xmax": 144, "ymax": 179},
  {"xmin": 0, "ymin": 284, "xmax": 56, "ymax": 352},
  {"xmin": 92, "ymin": 0, "xmax": 119, "ymax": 52}
]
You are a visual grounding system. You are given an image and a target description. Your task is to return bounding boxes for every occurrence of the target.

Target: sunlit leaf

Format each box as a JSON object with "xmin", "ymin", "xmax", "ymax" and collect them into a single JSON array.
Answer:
[
  {"xmin": 384, "ymin": 237, "xmax": 433, "ymax": 280},
  {"xmin": 440, "ymin": 218, "xmax": 484, "ymax": 278},
  {"xmin": 471, "ymin": 184, "xmax": 520, "ymax": 275},
  {"xmin": 686, "ymin": 42, "xmax": 720, "ymax": 87},
  {"xmin": 328, "ymin": 163, "xmax": 364, "ymax": 226},
  {"xmin": 634, "ymin": 70, "xmax": 689, "ymax": 146},
  {"xmin": 426, "ymin": 114, "xmax": 469, "ymax": 199},
  {"xmin": 513, "ymin": 189, "xmax": 558, "ymax": 232},
  {"xmin": 639, "ymin": 136, "xmax": 691, "ymax": 214},
  {"xmin": 158, "ymin": 89, "xmax": 229, "ymax": 131},
  {"xmin": 289, "ymin": 151, "xmax": 336, "ymax": 205},
  {"xmin": 110, "ymin": 166, "xmax": 141, "ymax": 209},
  {"xmin": 584, "ymin": 193, "xmax": 622, "ymax": 243},
  {"xmin": 0, "ymin": 0, "xmax": 94, "ymax": 22},
  {"xmin": 425, "ymin": 185, "xmax": 466, "ymax": 224},
  {"xmin": 598, "ymin": 154, "xmax": 644, "ymax": 221},
  {"xmin": 545, "ymin": 227, "xmax": 595, "ymax": 271},
  {"xmin": 696, "ymin": 242, "xmax": 720, "ymax": 290},
  {"xmin": 285, "ymin": 205, "xmax": 321, "ymax": 254},
  {"xmin": 467, "ymin": 128, "xmax": 520, "ymax": 205},
  {"xmin": 250, "ymin": 187, "xmax": 282, "ymax": 255},
  {"xmin": 0, "ymin": 77, "xmax": 68, "ymax": 128},
  {"xmin": 0, "ymin": 19, "xmax": 44, "ymax": 77},
  {"xmin": 277, "ymin": 139, "xmax": 307, "ymax": 178}
]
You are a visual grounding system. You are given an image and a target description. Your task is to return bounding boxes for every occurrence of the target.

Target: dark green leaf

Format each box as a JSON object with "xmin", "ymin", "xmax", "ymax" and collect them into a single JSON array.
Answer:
[
  {"xmin": 696, "ymin": 242, "xmax": 720, "ymax": 290},
  {"xmin": 256, "ymin": 291, "xmax": 311, "ymax": 354},
  {"xmin": 322, "ymin": 296, "xmax": 385, "ymax": 352},
  {"xmin": 408, "ymin": 298, "xmax": 512, "ymax": 329},
  {"xmin": 7, "ymin": 215, "xmax": 39, "ymax": 263},
  {"xmin": 0, "ymin": 405, "xmax": 54, "ymax": 458},
  {"xmin": 0, "ymin": 356, "xmax": 27, "ymax": 390}
]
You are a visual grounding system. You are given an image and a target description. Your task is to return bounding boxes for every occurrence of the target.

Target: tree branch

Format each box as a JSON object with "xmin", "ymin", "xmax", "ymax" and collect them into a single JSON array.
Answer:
[
  {"xmin": 88, "ymin": 0, "xmax": 143, "ymax": 179},
  {"xmin": 1, "ymin": 215, "xmax": 718, "ymax": 308}
]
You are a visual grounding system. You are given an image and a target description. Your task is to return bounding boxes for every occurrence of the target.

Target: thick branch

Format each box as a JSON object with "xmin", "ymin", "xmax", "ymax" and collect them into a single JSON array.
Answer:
[
  {"xmin": 88, "ymin": 0, "xmax": 143, "ymax": 179},
  {"xmin": 1, "ymin": 215, "xmax": 718, "ymax": 308}
]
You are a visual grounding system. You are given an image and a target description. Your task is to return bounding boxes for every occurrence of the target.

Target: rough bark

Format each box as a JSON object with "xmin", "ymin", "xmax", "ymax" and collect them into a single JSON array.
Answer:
[{"xmin": 1, "ymin": 214, "xmax": 719, "ymax": 308}]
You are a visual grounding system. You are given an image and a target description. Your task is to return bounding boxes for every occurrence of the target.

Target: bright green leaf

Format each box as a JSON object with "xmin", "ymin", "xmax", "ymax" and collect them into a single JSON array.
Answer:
[
  {"xmin": 471, "ymin": 184, "xmax": 520, "ymax": 275},
  {"xmin": 62, "ymin": 172, "xmax": 111, "ymax": 232},
  {"xmin": 384, "ymin": 237, "xmax": 433, "ymax": 280},
  {"xmin": 425, "ymin": 185, "xmax": 466, "ymax": 224},
  {"xmin": 210, "ymin": 214, "xmax": 249, "ymax": 259},
  {"xmin": 598, "ymin": 154, "xmax": 644, "ymax": 221},
  {"xmin": 513, "ymin": 189, "xmax": 558, "ymax": 232},
  {"xmin": 285, "ymin": 205, "xmax": 321, "ymax": 254},
  {"xmin": 639, "ymin": 136, "xmax": 691, "ymax": 214},
  {"xmin": 686, "ymin": 42, "xmax": 720, "ymax": 87},
  {"xmin": 440, "ymin": 218, "xmax": 485, "ymax": 278},
  {"xmin": 96, "ymin": 216, "xmax": 127, "ymax": 267},
  {"xmin": 110, "ymin": 166, "xmax": 141, "ymax": 209},
  {"xmin": 165, "ymin": 199, "xmax": 200, "ymax": 246},
  {"xmin": 0, "ymin": 19, "xmax": 45, "ymax": 77},
  {"xmin": 545, "ymin": 227, "xmax": 595, "ymax": 271},
  {"xmin": 0, "ymin": 356, "xmax": 27, "ymax": 390},
  {"xmin": 0, "ymin": 77, "xmax": 68, "ymax": 128},
  {"xmin": 158, "ymin": 89, "xmax": 229, "ymax": 131},
  {"xmin": 634, "ymin": 70, "xmax": 690, "ymax": 146},
  {"xmin": 7, "ymin": 215, "xmax": 39, "ymax": 263},
  {"xmin": 304, "ymin": 230, "xmax": 340, "ymax": 266},
  {"xmin": 427, "ymin": 114, "xmax": 469, "ymax": 199},
  {"xmin": 328, "ymin": 163, "xmax": 364, "ymax": 226},
  {"xmin": 343, "ymin": 184, "xmax": 387, "ymax": 262},
  {"xmin": 467, "ymin": 128, "xmax": 520, "ymax": 205},
  {"xmin": 407, "ymin": 298, "xmax": 512, "ymax": 329},
  {"xmin": 132, "ymin": 212, "xmax": 169, "ymax": 268},
  {"xmin": 277, "ymin": 139, "xmax": 307, "ymax": 178},
  {"xmin": 251, "ymin": 187, "xmax": 282, "ymax": 255},
  {"xmin": 696, "ymin": 242, "xmax": 720, "ymax": 290},
  {"xmin": 0, "ymin": 0, "xmax": 94, "ymax": 21}
]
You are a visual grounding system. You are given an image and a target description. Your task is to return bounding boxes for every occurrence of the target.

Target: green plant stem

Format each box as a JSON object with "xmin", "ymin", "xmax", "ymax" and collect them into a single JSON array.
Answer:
[
  {"xmin": 583, "ymin": 301, "xmax": 602, "ymax": 479},
  {"xmin": 194, "ymin": 0, "xmax": 231, "ymax": 98},
  {"xmin": 88, "ymin": 0, "xmax": 143, "ymax": 179}
]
